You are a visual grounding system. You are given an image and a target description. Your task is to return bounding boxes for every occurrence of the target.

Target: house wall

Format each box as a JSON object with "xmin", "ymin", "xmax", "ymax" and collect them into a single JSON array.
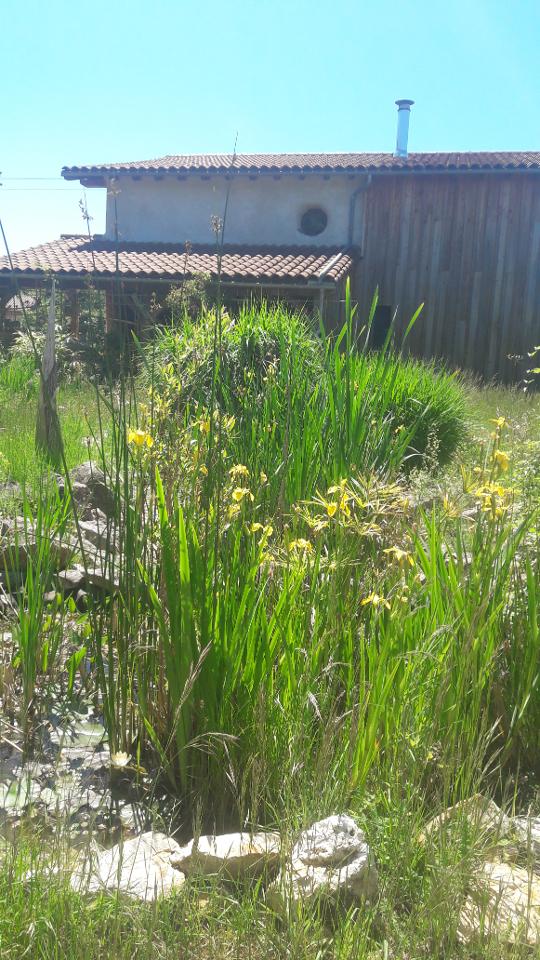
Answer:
[
  {"xmin": 105, "ymin": 174, "xmax": 360, "ymax": 246},
  {"xmin": 101, "ymin": 169, "xmax": 540, "ymax": 380},
  {"xmin": 353, "ymin": 172, "xmax": 540, "ymax": 380}
]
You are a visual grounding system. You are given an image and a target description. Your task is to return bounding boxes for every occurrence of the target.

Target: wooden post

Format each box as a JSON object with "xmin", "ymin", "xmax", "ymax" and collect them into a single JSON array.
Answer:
[
  {"xmin": 36, "ymin": 280, "xmax": 62, "ymax": 467},
  {"xmin": 105, "ymin": 288, "xmax": 114, "ymax": 334},
  {"xmin": 0, "ymin": 292, "xmax": 8, "ymax": 330},
  {"xmin": 67, "ymin": 290, "xmax": 80, "ymax": 338},
  {"xmin": 0, "ymin": 292, "xmax": 13, "ymax": 348}
]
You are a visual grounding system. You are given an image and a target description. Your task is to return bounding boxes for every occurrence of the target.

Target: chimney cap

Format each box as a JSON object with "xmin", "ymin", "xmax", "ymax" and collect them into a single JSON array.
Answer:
[{"xmin": 395, "ymin": 99, "xmax": 415, "ymax": 109}]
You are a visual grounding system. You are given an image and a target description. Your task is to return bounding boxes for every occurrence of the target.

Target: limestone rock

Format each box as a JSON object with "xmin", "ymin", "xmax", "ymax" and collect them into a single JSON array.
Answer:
[
  {"xmin": 458, "ymin": 861, "xmax": 540, "ymax": 946},
  {"xmin": 71, "ymin": 832, "xmax": 185, "ymax": 901},
  {"xmin": 513, "ymin": 816, "xmax": 540, "ymax": 866},
  {"xmin": 0, "ymin": 587, "xmax": 16, "ymax": 614},
  {"xmin": 267, "ymin": 815, "xmax": 377, "ymax": 913},
  {"xmin": 70, "ymin": 461, "xmax": 106, "ymax": 488},
  {"xmin": 61, "ymin": 462, "xmax": 115, "ymax": 518},
  {"xmin": 84, "ymin": 562, "xmax": 120, "ymax": 592},
  {"xmin": 171, "ymin": 831, "xmax": 281, "ymax": 879},
  {"xmin": 57, "ymin": 566, "xmax": 86, "ymax": 593},
  {"xmin": 0, "ymin": 529, "xmax": 73, "ymax": 573},
  {"xmin": 419, "ymin": 795, "xmax": 511, "ymax": 846},
  {"xmin": 79, "ymin": 515, "xmax": 119, "ymax": 554}
]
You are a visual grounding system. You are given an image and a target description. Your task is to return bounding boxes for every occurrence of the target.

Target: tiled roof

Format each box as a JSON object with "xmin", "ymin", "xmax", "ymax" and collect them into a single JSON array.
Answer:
[
  {"xmin": 62, "ymin": 152, "xmax": 540, "ymax": 178},
  {"xmin": 0, "ymin": 236, "xmax": 353, "ymax": 285}
]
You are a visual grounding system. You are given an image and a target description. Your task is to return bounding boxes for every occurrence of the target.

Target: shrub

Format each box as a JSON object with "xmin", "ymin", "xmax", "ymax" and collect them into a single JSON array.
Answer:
[
  {"xmin": 142, "ymin": 301, "xmax": 466, "ymax": 509},
  {"xmin": 142, "ymin": 301, "xmax": 323, "ymax": 412},
  {"xmin": 358, "ymin": 353, "xmax": 466, "ymax": 467}
]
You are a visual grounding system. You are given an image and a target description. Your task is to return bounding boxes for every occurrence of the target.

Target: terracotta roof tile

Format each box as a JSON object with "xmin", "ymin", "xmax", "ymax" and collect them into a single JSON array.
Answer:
[
  {"xmin": 0, "ymin": 237, "xmax": 354, "ymax": 285},
  {"xmin": 62, "ymin": 152, "xmax": 540, "ymax": 179}
]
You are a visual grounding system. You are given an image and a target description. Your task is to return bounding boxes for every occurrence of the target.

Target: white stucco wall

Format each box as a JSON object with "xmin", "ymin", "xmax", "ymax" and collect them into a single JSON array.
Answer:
[{"xmin": 104, "ymin": 174, "xmax": 361, "ymax": 246}]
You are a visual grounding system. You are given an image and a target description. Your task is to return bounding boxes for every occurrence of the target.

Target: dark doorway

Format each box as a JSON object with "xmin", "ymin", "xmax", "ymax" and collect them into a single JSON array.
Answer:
[{"xmin": 371, "ymin": 304, "xmax": 392, "ymax": 350}]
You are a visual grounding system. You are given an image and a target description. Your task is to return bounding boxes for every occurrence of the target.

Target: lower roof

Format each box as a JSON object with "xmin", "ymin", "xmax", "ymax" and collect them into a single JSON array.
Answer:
[{"xmin": 0, "ymin": 236, "xmax": 353, "ymax": 286}]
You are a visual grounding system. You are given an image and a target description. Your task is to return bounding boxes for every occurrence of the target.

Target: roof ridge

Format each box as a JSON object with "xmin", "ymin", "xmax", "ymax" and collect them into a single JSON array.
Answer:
[{"xmin": 62, "ymin": 151, "xmax": 540, "ymax": 179}]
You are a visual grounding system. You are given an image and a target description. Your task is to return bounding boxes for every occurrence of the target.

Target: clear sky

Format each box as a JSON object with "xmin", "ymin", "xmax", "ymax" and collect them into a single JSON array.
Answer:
[{"xmin": 1, "ymin": 0, "xmax": 539, "ymax": 251}]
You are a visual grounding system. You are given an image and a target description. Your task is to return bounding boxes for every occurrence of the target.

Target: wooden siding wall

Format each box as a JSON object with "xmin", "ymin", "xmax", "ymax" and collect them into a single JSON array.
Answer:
[{"xmin": 353, "ymin": 173, "xmax": 540, "ymax": 380}]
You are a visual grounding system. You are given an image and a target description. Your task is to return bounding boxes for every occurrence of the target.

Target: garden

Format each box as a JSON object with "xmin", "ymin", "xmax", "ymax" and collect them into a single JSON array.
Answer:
[{"xmin": 0, "ymin": 286, "xmax": 540, "ymax": 958}]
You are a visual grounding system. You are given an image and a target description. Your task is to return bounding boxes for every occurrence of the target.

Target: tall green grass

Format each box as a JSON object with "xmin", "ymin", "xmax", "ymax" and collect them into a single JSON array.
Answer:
[
  {"xmin": 55, "ymin": 291, "xmax": 537, "ymax": 822},
  {"xmin": 0, "ymin": 379, "xmax": 107, "ymax": 495},
  {"xmin": 1, "ymin": 295, "xmax": 539, "ymax": 959},
  {"xmin": 142, "ymin": 297, "xmax": 465, "ymax": 510}
]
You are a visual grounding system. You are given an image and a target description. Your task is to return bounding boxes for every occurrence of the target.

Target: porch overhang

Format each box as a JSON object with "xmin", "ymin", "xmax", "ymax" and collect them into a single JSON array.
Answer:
[{"xmin": 0, "ymin": 236, "xmax": 355, "ymax": 292}]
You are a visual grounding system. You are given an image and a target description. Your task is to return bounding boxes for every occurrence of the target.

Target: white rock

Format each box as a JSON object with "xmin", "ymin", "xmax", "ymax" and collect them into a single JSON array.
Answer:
[
  {"xmin": 267, "ymin": 815, "xmax": 377, "ymax": 912},
  {"xmin": 71, "ymin": 831, "xmax": 185, "ymax": 901},
  {"xmin": 171, "ymin": 831, "xmax": 281, "ymax": 879},
  {"xmin": 292, "ymin": 814, "xmax": 365, "ymax": 866},
  {"xmin": 57, "ymin": 566, "xmax": 86, "ymax": 592},
  {"xmin": 458, "ymin": 861, "xmax": 540, "ymax": 946},
  {"xmin": 419, "ymin": 795, "xmax": 511, "ymax": 845},
  {"xmin": 513, "ymin": 816, "xmax": 540, "ymax": 865}
]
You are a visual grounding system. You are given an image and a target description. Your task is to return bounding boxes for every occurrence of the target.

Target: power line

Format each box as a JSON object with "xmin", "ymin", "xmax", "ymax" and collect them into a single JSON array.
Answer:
[{"xmin": 1, "ymin": 188, "xmax": 84, "ymax": 192}]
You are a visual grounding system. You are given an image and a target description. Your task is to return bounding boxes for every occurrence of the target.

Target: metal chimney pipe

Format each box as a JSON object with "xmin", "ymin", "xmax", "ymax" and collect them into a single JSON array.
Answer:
[{"xmin": 394, "ymin": 99, "xmax": 414, "ymax": 158}]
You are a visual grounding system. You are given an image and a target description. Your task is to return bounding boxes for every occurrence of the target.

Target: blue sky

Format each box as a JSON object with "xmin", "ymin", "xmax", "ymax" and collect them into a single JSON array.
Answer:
[{"xmin": 2, "ymin": 0, "xmax": 539, "ymax": 250}]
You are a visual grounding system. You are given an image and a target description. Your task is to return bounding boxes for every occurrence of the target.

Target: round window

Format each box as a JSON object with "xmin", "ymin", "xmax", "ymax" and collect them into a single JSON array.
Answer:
[{"xmin": 299, "ymin": 207, "xmax": 328, "ymax": 237}]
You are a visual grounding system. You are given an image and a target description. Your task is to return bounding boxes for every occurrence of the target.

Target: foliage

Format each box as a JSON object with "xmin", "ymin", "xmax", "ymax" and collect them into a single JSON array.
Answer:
[
  {"xmin": 359, "ymin": 353, "xmax": 466, "ymax": 466},
  {"xmin": 0, "ymin": 352, "xmax": 39, "ymax": 398},
  {"xmin": 143, "ymin": 300, "xmax": 323, "ymax": 413},
  {"xmin": 143, "ymin": 299, "xmax": 465, "ymax": 521},
  {"xmin": 165, "ymin": 271, "xmax": 212, "ymax": 319},
  {"xmin": 0, "ymin": 377, "xmax": 106, "ymax": 495},
  {"xmin": 1, "ymin": 292, "xmax": 540, "ymax": 959}
]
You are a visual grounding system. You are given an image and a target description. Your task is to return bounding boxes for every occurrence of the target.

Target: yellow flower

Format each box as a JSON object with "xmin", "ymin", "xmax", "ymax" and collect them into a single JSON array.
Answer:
[
  {"xmin": 249, "ymin": 522, "xmax": 264, "ymax": 533},
  {"xmin": 111, "ymin": 751, "xmax": 131, "ymax": 769},
  {"xmin": 260, "ymin": 471, "xmax": 268, "ymax": 484},
  {"xmin": 383, "ymin": 546, "xmax": 414, "ymax": 568},
  {"xmin": 326, "ymin": 502, "xmax": 338, "ymax": 517},
  {"xmin": 493, "ymin": 449, "xmax": 510, "ymax": 472},
  {"xmin": 361, "ymin": 592, "xmax": 391, "ymax": 610},
  {"xmin": 327, "ymin": 479, "xmax": 348, "ymax": 495},
  {"xmin": 199, "ymin": 418, "xmax": 211, "ymax": 435},
  {"xmin": 442, "ymin": 495, "xmax": 459, "ymax": 518},
  {"xmin": 128, "ymin": 428, "xmax": 153, "ymax": 448},
  {"xmin": 490, "ymin": 417, "xmax": 507, "ymax": 430},
  {"xmin": 288, "ymin": 538, "xmax": 313, "ymax": 554},
  {"xmin": 199, "ymin": 464, "xmax": 208, "ymax": 477},
  {"xmin": 232, "ymin": 487, "xmax": 254, "ymax": 503},
  {"xmin": 229, "ymin": 464, "xmax": 250, "ymax": 479}
]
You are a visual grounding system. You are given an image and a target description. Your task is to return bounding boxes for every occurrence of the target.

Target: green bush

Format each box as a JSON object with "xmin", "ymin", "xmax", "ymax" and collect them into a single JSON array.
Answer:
[
  {"xmin": 358, "ymin": 353, "xmax": 466, "ymax": 467},
  {"xmin": 142, "ymin": 301, "xmax": 323, "ymax": 411},
  {"xmin": 144, "ymin": 303, "xmax": 466, "ymax": 486}
]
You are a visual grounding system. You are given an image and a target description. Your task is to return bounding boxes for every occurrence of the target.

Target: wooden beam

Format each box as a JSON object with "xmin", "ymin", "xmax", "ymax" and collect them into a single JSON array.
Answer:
[
  {"xmin": 66, "ymin": 289, "xmax": 80, "ymax": 337},
  {"xmin": 105, "ymin": 288, "xmax": 114, "ymax": 334}
]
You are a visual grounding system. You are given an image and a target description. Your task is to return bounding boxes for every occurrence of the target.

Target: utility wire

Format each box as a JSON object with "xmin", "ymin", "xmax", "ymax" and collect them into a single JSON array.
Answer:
[{"xmin": 1, "ymin": 188, "xmax": 83, "ymax": 191}]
